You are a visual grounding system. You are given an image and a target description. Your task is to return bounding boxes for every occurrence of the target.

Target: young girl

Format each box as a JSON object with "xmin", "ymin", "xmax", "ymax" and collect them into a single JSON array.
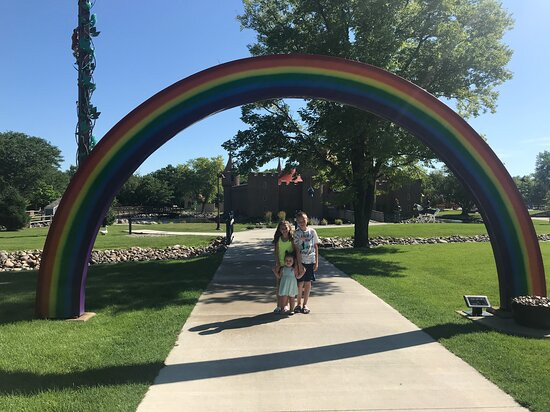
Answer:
[
  {"xmin": 272, "ymin": 220, "xmax": 301, "ymax": 313},
  {"xmin": 278, "ymin": 252, "xmax": 300, "ymax": 315}
]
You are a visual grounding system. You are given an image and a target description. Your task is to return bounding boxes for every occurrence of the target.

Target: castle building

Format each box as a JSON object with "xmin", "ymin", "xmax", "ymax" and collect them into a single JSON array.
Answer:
[
  {"xmin": 222, "ymin": 157, "xmax": 323, "ymax": 219},
  {"xmin": 222, "ymin": 156, "xmax": 421, "ymax": 222}
]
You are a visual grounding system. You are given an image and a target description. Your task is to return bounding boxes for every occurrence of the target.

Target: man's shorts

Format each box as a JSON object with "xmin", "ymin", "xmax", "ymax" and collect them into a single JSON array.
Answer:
[{"xmin": 298, "ymin": 263, "xmax": 316, "ymax": 283}]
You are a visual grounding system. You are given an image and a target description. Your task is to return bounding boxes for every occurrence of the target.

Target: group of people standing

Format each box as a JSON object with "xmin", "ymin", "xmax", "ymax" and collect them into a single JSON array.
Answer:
[{"xmin": 271, "ymin": 211, "xmax": 319, "ymax": 315}]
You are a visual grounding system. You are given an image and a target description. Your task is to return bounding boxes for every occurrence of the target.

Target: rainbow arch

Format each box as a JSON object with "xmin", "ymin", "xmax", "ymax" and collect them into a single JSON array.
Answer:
[{"xmin": 36, "ymin": 54, "xmax": 546, "ymax": 318}]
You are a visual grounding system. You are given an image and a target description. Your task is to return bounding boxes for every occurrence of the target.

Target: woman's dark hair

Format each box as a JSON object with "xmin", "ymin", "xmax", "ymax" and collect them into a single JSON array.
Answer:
[{"xmin": 273, "ymin": 220, "xmax": 293, "ymax": 244}]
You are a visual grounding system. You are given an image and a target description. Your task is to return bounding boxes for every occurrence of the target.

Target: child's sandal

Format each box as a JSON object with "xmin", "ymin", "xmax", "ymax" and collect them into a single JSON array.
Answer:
[{"xmin": 302, "ymin": 306, "xmax": 311, "ymax": 314}]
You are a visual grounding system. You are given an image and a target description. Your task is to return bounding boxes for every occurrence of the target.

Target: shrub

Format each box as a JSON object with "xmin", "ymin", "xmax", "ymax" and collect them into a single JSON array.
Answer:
[
  {"xmin": 334, "ymin": 218, "xmax": 343, "ymax": 225},
  {"xmin": 277, "ymin": 210, "xmax": 286, "ymax": 222},
  {"xmin": 320, "ymin": 218, "xmax": 328, "ymax": 225},
  {"xmin": 309, "ymin": 217, "xmax": 319, "ymax": 225},
  {"xmin": 0, "ymin": 184, "xmax": 30, "ymax": 230},
  {"xmin": 103, "ymin": 199, "xmax": 119, "ymax": 226},
  {"xmin": 264, "ymin": 210, "xmax": 273, "ymax": 224}
]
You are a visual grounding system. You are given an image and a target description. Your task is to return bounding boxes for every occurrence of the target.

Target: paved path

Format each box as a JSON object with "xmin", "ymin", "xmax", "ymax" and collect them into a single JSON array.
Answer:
[
  {"xmin": 130, "ymin": 221, "xmax": 385, "ymax": 237},
  {"xmin": 137, "ymin": 229, "xmax": 524, "ymax": 411},
  {"xmin": 131, "ymin": 229, "xmax": 223, "ymax": 236}
]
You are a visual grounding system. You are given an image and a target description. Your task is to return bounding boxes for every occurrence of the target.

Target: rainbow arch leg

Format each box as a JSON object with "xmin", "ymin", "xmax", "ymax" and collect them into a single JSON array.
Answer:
[{"xmin": 36, "ymin": 54, "xmax": 546, "ymax": 318}]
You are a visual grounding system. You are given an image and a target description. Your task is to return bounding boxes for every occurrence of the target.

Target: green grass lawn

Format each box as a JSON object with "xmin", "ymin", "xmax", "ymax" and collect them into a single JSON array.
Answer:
[
  {"xmin": 0, "ymin": 253, "xmax": 223, "ymax": 411},
  {"xmin": 321, "ymin": 242, "xmax": 550, "ymax": 411},
  {"xmin": 316, "ymin": 219, "xmax": 550, "ymax": 238},
  {"xmin": 0, "ymin": 224, "xmax": 229, "ymax": 251},
  {"xmin": 3, "ymin": 221, "xmax": 550, "ymax": 410}
]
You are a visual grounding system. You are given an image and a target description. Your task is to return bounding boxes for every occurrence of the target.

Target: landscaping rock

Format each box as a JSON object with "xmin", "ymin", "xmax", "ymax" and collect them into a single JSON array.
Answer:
[
  {"xmin": 319, "ymin": 234, "xmax": 550, "ymax": 249},
  {"xmin": 0, "ymin": 237, "xmax": 227, "ymax": 272}
]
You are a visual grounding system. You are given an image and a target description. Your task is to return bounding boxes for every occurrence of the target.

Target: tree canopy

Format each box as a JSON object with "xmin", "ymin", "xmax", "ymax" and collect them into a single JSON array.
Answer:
[
  {"xmin": 224, "ymin": 0, "xmax": 513, "ymax": 246},
  {"xmin": 0, "ymin": 131, "xmax": 65, "ymax": 202},
  {"xmin": 116, "ymin": 156, "xmax": 224, "ymax": 211},
  {"xmin": 0, "ymin": 131, "xmax": 69, "ymax": 229},
  {"xmin": 513, "ymin": 150, "xmax": 550, "ymax": 209},
  {"xmin": 424, "ymin": 167, "xmax": 476, "ymax": 215}
]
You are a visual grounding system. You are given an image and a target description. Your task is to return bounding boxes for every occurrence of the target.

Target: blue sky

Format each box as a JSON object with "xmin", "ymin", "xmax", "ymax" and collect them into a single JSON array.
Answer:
[{"xmin": 1, "ymin": 1, "xmax": 549, "ymax": 177}]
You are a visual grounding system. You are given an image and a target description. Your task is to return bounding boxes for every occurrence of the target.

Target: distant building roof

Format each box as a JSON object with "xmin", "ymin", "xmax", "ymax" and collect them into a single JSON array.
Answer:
[
  {"xmin": 278, "ymin": 168, "xmax": 303, "ymax": 185},
  {"xmin": 44, "ymin": 198, "xmax": 61, "ymax": 210}
]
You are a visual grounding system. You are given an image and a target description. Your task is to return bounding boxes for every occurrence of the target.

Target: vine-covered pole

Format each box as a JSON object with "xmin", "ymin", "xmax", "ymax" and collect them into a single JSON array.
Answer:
[{"xmin": 72, "ymin": 0, "xmax": 100, "ymax": 166}]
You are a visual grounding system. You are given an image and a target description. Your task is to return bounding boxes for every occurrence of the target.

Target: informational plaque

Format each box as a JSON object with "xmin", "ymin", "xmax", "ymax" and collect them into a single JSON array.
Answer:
[{"xmin": 463, "ymin": 295, "xmax": 491, "ymax": 316}]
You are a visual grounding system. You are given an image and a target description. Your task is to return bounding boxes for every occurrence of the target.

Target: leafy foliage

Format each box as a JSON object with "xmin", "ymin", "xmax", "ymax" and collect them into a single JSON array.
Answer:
[
  {"xmin": 115, "ymin": 156, "xmax": 224, "ymax": 210},
  {"xmin": 0, "ymin": 181, "xmax": 30, "ymax": 230},
  {"xmin": 225, "ymin": 0, "xmax": 513, "ymax": 246},
  {"xmin": 513, "ymin": 175, "xmax": 538, "ymax": 209},
  {"xmin": 511, "ymin": 150, "xmax": 550, "ymax": 209},
  {"xmin": 424, "ymin": 168, "xmax": 475, "ymax": 214},
  {"xmin": 0, "ymin": 131, "xmax": 70, "ymax": 228},
  {"xmin": 0, "ymin": 131, "xmax": 64, "ymax": 202}
]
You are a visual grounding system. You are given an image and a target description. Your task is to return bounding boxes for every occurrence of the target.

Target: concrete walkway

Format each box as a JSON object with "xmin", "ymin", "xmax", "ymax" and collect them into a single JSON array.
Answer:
[
  {"xmin": 131, "ymin": 229, "xmax": 222, "ymax": 236},
  {"xmin": 137, "ymin": 229, "xmax": 524, "ymax": 411}
]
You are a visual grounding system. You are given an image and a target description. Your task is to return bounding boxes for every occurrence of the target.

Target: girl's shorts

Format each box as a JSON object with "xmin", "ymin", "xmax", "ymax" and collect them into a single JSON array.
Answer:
[{"xmin": 298, "ymin": 263, "xmax": 316, "ymax": 282}]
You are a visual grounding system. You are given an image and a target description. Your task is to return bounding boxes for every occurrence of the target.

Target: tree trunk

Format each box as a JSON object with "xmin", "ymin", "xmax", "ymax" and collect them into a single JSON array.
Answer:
[
  {"xmin": 353, "ymin": 176, "xmax": 376, "ymax": 248},
  {"xmin": 351, "ymin": 131, "xmax": 377, "ymax": 248}
]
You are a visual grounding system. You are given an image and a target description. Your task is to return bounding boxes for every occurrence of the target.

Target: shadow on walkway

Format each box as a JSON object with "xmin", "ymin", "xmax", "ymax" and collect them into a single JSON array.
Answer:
[
  {"xmin": 156, "ymin": 322, "xmax": 482, "ymax": 384},
  {"xmin": 188, "ymin": 312, "xmax": 287, "ymax": 334}
]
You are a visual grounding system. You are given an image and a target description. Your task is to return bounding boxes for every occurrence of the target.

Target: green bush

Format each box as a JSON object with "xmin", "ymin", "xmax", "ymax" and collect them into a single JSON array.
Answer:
[
  {"xmin": 264, "ymin": 210, "xmax": 273, "ymax": 224},
  {"xmin": 277, "ymin": 210, "xmax": 286, "ymax": 222},
  {"xmin": 0, "ymin": 184, "xmax": 30, "ymax": 230},
  {"xmin": 103, "ymin": 199, "xmax": 119, "ymax": 226},
  {"xmin": 334, "ymin": 218, "xmax": 343, "ymax": 225},
  {"xmin": 320, "ymin": 218, "xmax": 328, "ymax": 225}
]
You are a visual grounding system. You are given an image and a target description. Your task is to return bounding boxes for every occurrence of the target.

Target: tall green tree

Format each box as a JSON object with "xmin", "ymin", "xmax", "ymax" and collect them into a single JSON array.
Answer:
[
  {"xmin": 185, "ymin": 156, "xmax": 225, "ymax": 212},
  {"xmin": 224, "ymin": 0, "xmax": 513, "ymax": 246},
  {"xmin": 513, "ymin": 175, "xmax": 537, "ymax": 209},
  {"xmin": 26, "ymin": 169, "xmax": 70, "ymax": 210},
  {"xmin": 533, "ymin": 150, "xmax": 550, "ymax": 207},
  {"xmin": 0, "ymin": 131, "xmax": 64, "ymax": 203},
  {"xmin": 0, "ymin": 178, "xmax": 30, "ymax": 230},
  {"xmin": 136, "ymin": 175, "xmax": 173, "ymax": 207},
  {"xmin": 151, "ymin": 164, "xmax": 194, "ymax": 207},
  {"xmin": 116, "ymin": 174, "xmax": 143, "ymax": 206},
  {"xmin": 425, "ymin": 168, "xmax": 476, "ymax": 215}
]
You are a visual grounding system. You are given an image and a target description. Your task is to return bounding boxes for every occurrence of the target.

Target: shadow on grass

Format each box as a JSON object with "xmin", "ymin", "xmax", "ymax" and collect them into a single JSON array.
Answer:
[
  {"xmin": 422, "ymin": 321, "xmax": 485, "ymax": 340},
  {"xmin": 0, "ymin": 233, "xmax": 46, "ymax": 239},
  {"xmin": 0, "ymin": 321, "xmax": 484, "ymax": 394},
  {"xmin": 321, "ymin": 246, "xmax": 406, "ymax": 278},
  {"xmin": 0, "ymin": 362, "xmax": 164, "ymax": 395},
  {"xmin": 0, "ymin": 253, "xmax": 224, "ymax": 325}
]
